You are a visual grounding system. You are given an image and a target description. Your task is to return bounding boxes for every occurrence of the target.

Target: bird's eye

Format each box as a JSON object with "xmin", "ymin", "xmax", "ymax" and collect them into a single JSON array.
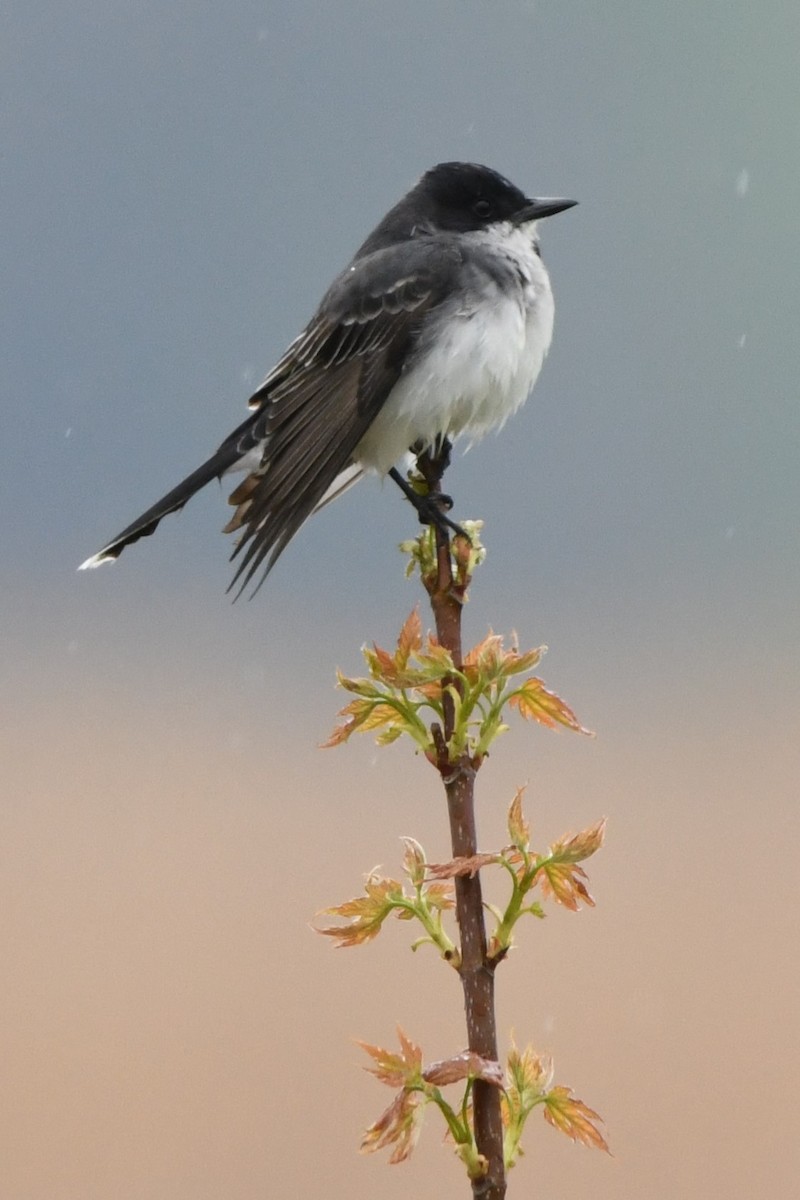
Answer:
[{"xmin": 473, "ymin": 199, "xmax": 492, "ymax": 218}]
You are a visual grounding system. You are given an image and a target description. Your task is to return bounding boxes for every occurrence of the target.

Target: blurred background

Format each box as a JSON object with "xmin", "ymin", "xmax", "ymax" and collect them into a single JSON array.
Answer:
[{"xmin": 3, "ymin": 2, "xmax": 799, "ymax": 1197}]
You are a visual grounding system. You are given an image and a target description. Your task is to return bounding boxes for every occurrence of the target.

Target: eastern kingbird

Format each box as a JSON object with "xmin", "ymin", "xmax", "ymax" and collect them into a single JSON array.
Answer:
[{"xmin": 80, "ymin": 162, "xmax": 575, "ymax": 594}]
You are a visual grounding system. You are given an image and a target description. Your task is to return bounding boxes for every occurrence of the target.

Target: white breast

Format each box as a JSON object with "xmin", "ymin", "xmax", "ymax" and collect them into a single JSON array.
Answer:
[{"xmin": 355, "ymin": 224, "xmax": 555, "ymax": 475}]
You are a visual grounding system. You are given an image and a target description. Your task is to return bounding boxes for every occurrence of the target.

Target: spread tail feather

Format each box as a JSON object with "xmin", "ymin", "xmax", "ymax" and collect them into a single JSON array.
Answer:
[
  {"xmin": 79, "ymin": 444, "xmax": 243, "ymax": 570},
  {"xmin": 79, "ymin": 426, "xmax": 366, "ymax": 574}
]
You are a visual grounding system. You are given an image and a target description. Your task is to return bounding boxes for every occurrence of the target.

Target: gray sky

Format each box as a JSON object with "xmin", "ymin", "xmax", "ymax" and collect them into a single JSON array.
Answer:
[{"xmin": 3, "ymin": 3, "xmax": 799, "ymax": 1198}]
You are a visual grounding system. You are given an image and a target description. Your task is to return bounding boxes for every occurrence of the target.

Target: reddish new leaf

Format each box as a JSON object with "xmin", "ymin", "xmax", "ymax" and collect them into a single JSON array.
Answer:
[
  {"xmin": 427, "ymin": 851, "xmax": 502, "ymax": 879},
  {"xmin": 361, "ymin": 1089, "xmax": 423, "ymax": 1163},
  {"xmin": 396, "ymin": 608, "xmax": 423, "ymax": 669},
  {"xmin": 358, "ymin": 1027, "xmax": 422, "ymax": 1087},
  {"xmin": 422, "ymin": 881, "xmax": 456, "ymax": 910},
  {"xmin": 401, "ymin": 836, "xmax": 426, "ymax": 887},
  {"xmin": 543, "ymin": 1086, "xmax": 610, "ymax": 1153},
  {"xmin": 464, "ymin": 631, "xmax": 505, "ymax": 677},
  {"xmin": 509, "ymin": 678, "xmax": 593, "ymax": 735},
  {"xmin": 366, "ymin": 642, "xmax": 398, "ymax": 680},
  {"xmin": 548, "ymin": 818, "xmax": 606, "ymax": 864},
  {"xmin": 316, "ymin": 873, "xmax": 403, "ymax": 946},
  {"xmin": 424, "ymin": 1051, "xmax": 504, "ymax": 1088},
  {"xmin": 323, "ymin": 699, "xmax": 406, "ymax": 748},
  {"xmin": 507, "ymin": 786, "xmax": 530, "ymax": 852},
  {"xmin": 537, "ymin": 862, "xmax": 595, "ymax": 911},
  {"xmin": 534, "ymin": 819, "xmax": 606, "ymax": 910},
  {"xmin": 506, "ymin": 1043, "xmax": 553, "ymax": 1110}
]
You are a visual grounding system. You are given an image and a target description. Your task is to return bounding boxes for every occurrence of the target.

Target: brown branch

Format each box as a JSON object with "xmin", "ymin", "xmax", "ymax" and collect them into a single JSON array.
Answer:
[{"xmin": 417, "ymin": 447, "xmax": 505, "ymax": 1200}]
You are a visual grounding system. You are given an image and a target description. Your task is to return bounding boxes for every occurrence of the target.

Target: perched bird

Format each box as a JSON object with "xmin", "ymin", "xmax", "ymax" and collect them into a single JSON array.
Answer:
[{"xmin": 80, "ymin": 162, "xmax": 575, "ymax": 594}]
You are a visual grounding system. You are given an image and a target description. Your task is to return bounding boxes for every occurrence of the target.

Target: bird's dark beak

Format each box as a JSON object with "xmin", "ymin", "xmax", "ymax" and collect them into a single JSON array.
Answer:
[{"xmin": 514, "ymin": 197, "xmax": 578, "ymax": 224}]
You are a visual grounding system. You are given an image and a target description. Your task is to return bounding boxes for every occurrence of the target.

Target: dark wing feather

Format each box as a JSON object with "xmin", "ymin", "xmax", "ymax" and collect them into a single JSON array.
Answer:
[{"xmin": 224, "ymin": 238, "xmax": 462, "ymax": 595}]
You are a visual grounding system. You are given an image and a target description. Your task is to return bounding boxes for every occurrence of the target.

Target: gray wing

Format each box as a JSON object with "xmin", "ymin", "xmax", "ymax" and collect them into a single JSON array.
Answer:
[{"xmin": 224, "ymin": 238, "xmax": 461, "ymax": 595}]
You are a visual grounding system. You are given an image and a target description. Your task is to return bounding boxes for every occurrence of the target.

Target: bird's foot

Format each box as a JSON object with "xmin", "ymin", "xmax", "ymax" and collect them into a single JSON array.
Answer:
[{"xmin": 389, "ymin": 467, "xmax": 471, "ymax": 543}]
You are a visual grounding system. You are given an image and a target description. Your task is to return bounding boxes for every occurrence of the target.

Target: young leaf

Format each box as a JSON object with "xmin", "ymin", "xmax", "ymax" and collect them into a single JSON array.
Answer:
[
  {"xmin": 376, "ymin": 725, "xmax": 404, "ymax": 746},
  {"xmin": 537, "ymin": 862, "xmax": 595, "ymax": 911},
  {"xmin": 500, "ymin": 646, "xmax": 546, "ymax": 678},
  {"xmin": 464, "ymin": 631, "xmax": 505, "ymax": 679},
  {"xmin": 509, "ymin": 678, "xmax": 593, "ymax": 735},
  {"xmin": 423, "ymin": 1051, "xmax": 504, "ymax": 1088},
  {"xmin": 396, "ymin": 607, "xmax": 423, "ymax": 670},
  {"xmin": 426, "ymin": 851, "xmax": 502, "ymax": 879},
  {"xmin": 316, "ymin": 873, "xmax": 403, "ymax": 947},
  {"xmin": 321, "ymin": 697, "xmax": 395, "ymax": 747},
  {"xmin": 361, "ymin": 1090, "xmax": 423, "ymax": 1164},
  {"xmin": 401, "ymin": 836, "xmax": 426, "ymax": 887},
  {"xmin": 543, "ymin": 1086, "xmax": 610, "ymax": 1153},
  {"xmin": 335, "ymin": 672, "xmax": 381, "ymax": 698},
  {"xmin": 365, "ymin": 642, "xmax": 398, "ymax": 681},
  {"xmin": 416, "ymin": 639, "xmax": 456, "ymax": 674},
  {"xmin": 506, "ymin": 1043, "xmax": 554, "ymax": 1111},
  {"xmin": 547, "ymin": 818, "xmax": 606, "ymax": 864},
  {"xmin": 422, "ymin": 881, "xmax": 456, "ymax": 910},
  {"xmin": 358, "ymin": 1027, "xmax": 423, "ymax": 1087},
  {"xmin": 507, "ymin": 786, "xmax": 530, "ymax": 852},
  {"xmin": 535, "ymin": 819, "xmax": 606, "ymax": 910},
  {"xmin": 323, "ymin": 697, "xmax": 420, "ymax": 750}
]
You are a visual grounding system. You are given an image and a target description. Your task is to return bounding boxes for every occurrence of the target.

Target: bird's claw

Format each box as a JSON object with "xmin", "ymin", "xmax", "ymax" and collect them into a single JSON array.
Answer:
[{"xmin": 416, "ymin": 493, "xmax": 470, "ymax": 543}]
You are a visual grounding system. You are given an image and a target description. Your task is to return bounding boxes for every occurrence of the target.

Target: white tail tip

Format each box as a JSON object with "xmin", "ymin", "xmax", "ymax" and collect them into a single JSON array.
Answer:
[{"xmin": 78, "ymin": 551, "xmax": 114, "ymax": 571}]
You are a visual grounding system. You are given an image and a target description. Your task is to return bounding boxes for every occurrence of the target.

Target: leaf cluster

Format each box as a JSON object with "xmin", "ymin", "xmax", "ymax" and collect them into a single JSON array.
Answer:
[
  {"xmin": 487, "ymin": 788, "xmax": 606, "ymax": 958},
  {"xmin": 324, "ymin": 610, "xmax": 592, "ymax": 766},
  {"xmin": 317, "ymin": 789, "xmax": 605, "ymax": 963},
  {"xmin": 358, "ymin": 1028, "xmax": 608, "ymax": 1173},
  {"xmin": 317, "ymin": 836, "xmax": 458, "ymax": 963},
  {"xmin": 399, "ymin": 520, "xmax": 486, "ymax": 592}
]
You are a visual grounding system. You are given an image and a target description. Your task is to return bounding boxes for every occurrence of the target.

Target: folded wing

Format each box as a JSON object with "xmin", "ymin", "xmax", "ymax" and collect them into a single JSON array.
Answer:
[{"xmin": 223, "ymin": 238, "xmax": 461, "ymax": 594}]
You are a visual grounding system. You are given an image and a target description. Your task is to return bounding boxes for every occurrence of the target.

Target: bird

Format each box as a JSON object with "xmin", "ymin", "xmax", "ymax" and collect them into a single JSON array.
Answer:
[{"xmin": 80, "ymin": 162, "xmax": 576, "ymax": 595}]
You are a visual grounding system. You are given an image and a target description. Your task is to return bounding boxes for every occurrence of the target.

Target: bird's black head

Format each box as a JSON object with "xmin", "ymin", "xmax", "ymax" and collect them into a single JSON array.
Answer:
[
  {"xmin": 416, "ymin": 162, "xmax": 577, "ymax": 233},
  {"xmin": 353, "ymin": 162, "xmax": 576, "ymax": 258}
]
